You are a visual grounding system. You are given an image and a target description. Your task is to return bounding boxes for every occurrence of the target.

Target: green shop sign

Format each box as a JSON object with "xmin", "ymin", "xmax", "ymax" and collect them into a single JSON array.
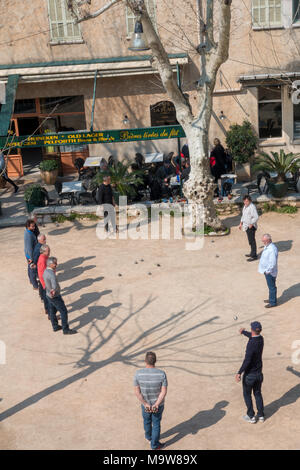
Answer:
[{"xmin": 0, "ymin": 125, "xmax": 186, "ymax": 149}]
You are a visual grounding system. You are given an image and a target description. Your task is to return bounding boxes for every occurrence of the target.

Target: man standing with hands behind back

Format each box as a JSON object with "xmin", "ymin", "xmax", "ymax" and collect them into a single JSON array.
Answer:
[
  {"xmin": 239, "ymin": 195, "xmax": 259, "ymax": 261},
  {"xmin": 134, "ymin": 352, "xmax": 167, "ymax": 450},
  {"xmin": 258, "ymin": 233, "xmax": 278, "ymax": 308}
]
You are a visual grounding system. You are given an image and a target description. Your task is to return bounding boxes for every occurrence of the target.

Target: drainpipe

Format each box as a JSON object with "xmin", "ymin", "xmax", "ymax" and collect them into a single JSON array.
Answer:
[{"xmin": 90, "ymin": 70, "xmax": 98, "ymax": 132}]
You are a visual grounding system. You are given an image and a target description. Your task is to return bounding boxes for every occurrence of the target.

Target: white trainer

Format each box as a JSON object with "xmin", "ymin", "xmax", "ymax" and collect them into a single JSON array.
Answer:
[{"xmin": 243, "ymin": 415, "xmax": 256, "ymax": 424}]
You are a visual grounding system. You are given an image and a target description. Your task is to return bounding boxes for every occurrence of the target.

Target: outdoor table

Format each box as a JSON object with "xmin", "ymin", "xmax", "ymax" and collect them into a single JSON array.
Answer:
[
  {"xmin": 170, "ymin": 176, "xmax": 180, "ymax": 186},
  {"xmin": 61, "ymin": 181, "xmax": 83, "ymax": 193},
  {"xmin": 83, "ymin": 156, "xmax": 102, "ymax": 167},
  {"xmin": 144, "ymin": 152, "xmax": 164, "ymax": 164},
  {"xmin": 220, "ymin": 173, "xmax": 237, "ymax": 184}
]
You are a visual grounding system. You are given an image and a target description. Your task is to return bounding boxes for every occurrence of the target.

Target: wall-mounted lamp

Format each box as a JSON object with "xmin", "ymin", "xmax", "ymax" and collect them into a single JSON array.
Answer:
[
  {"xmin": 123, "ymin": 115, "xmax": 129, "ymax": 125},
  {"xmin": 128, "ymin": 20, "xmax": 150, "ymax": 52},
  {"xmin": 219, "ymin": 111, "xmax": 226, "ymax": 121}
]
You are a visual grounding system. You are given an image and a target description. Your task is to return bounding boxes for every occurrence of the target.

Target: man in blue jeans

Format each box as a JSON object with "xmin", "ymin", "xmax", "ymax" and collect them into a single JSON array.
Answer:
[
  {"xmin": 134, "ymin": 352, "xmax": 168, "ymax": 450},
  {"xmin": 258, "ymin": 233, "xmax": 278, "ymax": 308},
  {"xmin": 235, "ymin": 322, "xmax": 264, "ymax": 423},
  {"xmin": 43, "ymin": 257, "xmax": 77, "ymax": 335},
  {"xmin": 24, "ymin": 219, "xmax": 38, "ymax": 289}
]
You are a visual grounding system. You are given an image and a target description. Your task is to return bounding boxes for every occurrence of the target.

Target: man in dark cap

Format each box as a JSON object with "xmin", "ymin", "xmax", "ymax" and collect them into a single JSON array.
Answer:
[{"xmin": 235, "ymin": 321, "xmax": 264, "ymax": 423}]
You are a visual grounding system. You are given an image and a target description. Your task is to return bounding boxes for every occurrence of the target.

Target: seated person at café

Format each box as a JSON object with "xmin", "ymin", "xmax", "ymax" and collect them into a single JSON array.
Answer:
[{"xmin": 155, "ymin": 158, "xmax": 175, "ymax": 198}]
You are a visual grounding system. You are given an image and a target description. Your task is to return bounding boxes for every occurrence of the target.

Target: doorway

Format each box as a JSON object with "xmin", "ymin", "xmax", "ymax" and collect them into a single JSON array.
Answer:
[{"xmin": 17, "ymin": 117, "xmax": 43, "ymax": 176}]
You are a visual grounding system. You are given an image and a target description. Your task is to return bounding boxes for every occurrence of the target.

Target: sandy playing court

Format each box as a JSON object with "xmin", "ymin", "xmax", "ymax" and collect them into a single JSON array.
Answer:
[{"xmin": 0, "ymin": 210, "xmax": 300, "ymax": 450}]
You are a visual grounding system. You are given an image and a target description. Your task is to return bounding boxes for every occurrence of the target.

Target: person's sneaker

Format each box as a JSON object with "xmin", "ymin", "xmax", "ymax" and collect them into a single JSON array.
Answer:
[
  {"xmin": 265, "ymin": 304, "xmax": 276, "ymax": 308},
  {"xmin": 53, "ymin": 325, "xmax": 62, "ymax": 332},
  {"xmin": 63, "ymin": 329, "xmax": 78, "ymax": 335},
  {"xmin": 245, "ymin": 254, "xmax": 252, "ymax": 257},
  {"xmin": 258, "ymin": 416, "xmax": 265, "ymax": 423},
  {"xmin": 247, "ymin": 257, "xmax": 257, "ymax": 262},
  {"xmin": 243, "ymin": 415, "xmax": 256, "ymax": 424},
  {"xmin": 264, "ymin": 300, "xmax": 269, "ymax": 303}
]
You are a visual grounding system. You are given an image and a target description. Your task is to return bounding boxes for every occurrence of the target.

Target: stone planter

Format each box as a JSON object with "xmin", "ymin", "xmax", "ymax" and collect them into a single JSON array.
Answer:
[
  {"xmin": 40, "ymin": 169, "xmax": 58, "ymax": 185},
  {"xmin": 268, "ymin": 181, "xmax": 289, "ymax": 199},
  {"xmin": 234, "ymin": 162, "xmax": 251, "ymax": 182}
]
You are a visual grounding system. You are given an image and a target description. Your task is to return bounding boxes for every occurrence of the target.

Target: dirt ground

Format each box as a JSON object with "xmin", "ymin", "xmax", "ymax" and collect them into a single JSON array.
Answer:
[{"xmin": 0, "ymin": 211, "xmax": 300, "ymax": 450}]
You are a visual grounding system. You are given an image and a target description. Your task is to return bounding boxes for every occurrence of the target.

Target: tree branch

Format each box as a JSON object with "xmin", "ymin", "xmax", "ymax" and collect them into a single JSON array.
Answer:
[
  {"xmin": 208, "ymin": 0, "xmax": 231, "ymax": 78},
  {"xmin": 68, "ymin": 0, "xmax": 123, "ymax": 23},
  {"xmin": 127, "ymin": 0, "xmax": 193, "ymax": 125},
  {"xmin": 206, "ymin": 0, "xmax": 215, "ymax": 47}
]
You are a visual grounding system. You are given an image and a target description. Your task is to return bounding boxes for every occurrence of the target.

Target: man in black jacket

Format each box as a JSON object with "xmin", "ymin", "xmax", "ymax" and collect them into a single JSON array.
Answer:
[
  {"xmin": 96, "ymin": 175, "xmax": 117, "ymax": 232},
  {"xmin": 235, "ymin": 321, "xmax": 264, "ymax": 423}
]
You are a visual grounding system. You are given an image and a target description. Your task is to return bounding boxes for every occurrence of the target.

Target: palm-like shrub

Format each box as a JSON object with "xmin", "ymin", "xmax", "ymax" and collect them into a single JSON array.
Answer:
[
  {"xmin": 253, "ymin": 150, "xmax": 300, "ymax": 183},
  {"xmin": 92, "ymin": 159, "xmax": 144, "ymax": 197}
]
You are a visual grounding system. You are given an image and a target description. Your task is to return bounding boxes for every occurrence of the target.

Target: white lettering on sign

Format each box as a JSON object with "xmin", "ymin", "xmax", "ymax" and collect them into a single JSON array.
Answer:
[{"xmin": 292, "ymin": 81, "xmax": 300, "ymax": 105}]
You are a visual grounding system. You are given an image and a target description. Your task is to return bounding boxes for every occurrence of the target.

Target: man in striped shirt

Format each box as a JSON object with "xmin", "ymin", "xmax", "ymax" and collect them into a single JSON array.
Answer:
[{"xmin": 134, "ymin": 352, "xmax": 168, "ymax": 450}]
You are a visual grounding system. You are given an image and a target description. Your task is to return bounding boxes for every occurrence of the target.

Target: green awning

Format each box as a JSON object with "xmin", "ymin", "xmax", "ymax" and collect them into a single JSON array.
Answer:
[{"xmin": 0, "ymin": 74, "xmax": 19, "ymax": 137}]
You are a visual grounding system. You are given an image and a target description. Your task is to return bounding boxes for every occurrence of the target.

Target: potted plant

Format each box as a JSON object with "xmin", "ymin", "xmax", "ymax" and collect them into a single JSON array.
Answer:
[
  {"xmin": 226, "ymin": 120, "xmax": 258, "ymax": 181},
  {"xmin": 24, "ymin": 184, "xmax": 48, "ymax": 213},
  {"xmin": 253, "ymin": 150, "xmax": 300, "ymax": 198},
  {"xmin": 39, "ymin": 159, "xmax": 59, "ymax": 185},
  {"xmin": 92, "ymin": 159, "xmax": 143, "ymax": 204}
]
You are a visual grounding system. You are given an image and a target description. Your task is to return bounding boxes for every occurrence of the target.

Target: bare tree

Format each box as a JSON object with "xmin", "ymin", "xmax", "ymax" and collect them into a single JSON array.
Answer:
[{"xmin": 68, "ymin": 0, "xmax": 232, "ymax": 230}]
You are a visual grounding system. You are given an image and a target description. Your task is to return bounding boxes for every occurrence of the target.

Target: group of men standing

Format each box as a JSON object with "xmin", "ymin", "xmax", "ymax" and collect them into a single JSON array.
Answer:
[
  {"xmin": 134, "ymin": 195, "xmax": 280, "ymax": 449},
  {"xmin": 24, "ymin": 218, "xmax": 77, "ymax": 335},
  {"xmin": 240, "ymin": 194, "xmax": 278, "ymax": 308}
]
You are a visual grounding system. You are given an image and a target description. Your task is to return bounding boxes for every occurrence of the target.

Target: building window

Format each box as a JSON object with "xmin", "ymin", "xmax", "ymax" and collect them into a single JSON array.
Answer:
[
  {"xmin": 252, "ymin": 0, "xmax": 282, "ymax": 28},
  {"xmin": 258, "ymin": 85, "xmax": 282, "ymax": 139},
  {"xmin": 150, "ymin": 101, "xmax": 178, "ymax": 126},
  {"xmin": 126, "ymin": 0, "xmax": 156, "ymax": 37},
  {"xmin": 47, "ymin": 0, "xmax": 82, "ymax": 43},
  {"xmin": 293, "ymin": 0, "xmax": 300, "ymax": 23}
]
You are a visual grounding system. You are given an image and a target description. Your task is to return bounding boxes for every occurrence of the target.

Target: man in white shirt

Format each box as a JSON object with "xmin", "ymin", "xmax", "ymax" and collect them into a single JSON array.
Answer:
[
  {"xmin": 239, "ymin": 195, "xmax": 259, "ymax": 261},
  {"xmin": 258, "ymin": 233, "xmax": 278, "ymax": 308}
]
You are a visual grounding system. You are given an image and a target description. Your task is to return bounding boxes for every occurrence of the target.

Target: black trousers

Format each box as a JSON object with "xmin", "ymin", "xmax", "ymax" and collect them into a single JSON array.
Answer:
[
  {"xmin": 243, "ymin": 372, "xmax": 264, "ymax": 418},
  {"xmin": 104, "ymin": 209, "xmax": 116, "ymax": 232},
  {"xmin": 2, "ymin": 171, "xmax": 18, "ymax": 190},
  {"xmin": 246, "ymin": 226, "xmax": 257, "ymax": 257}
]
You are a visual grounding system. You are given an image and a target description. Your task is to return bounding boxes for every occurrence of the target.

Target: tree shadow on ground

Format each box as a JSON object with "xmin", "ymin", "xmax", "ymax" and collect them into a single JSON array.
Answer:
[
  {"xmin": 67, "ymin": 290, "xmax": 112, "ymax": 313},
  {"xmin": 277, "ymin": 283, "xmax": 300, "ymax": 305},
  {"xmin": 161, "ymin": 401, "xmax": 229, "ymax": 447},
  {"xmin": 61, "ymin": 277, "xmax": 104, "ymax": 296},
  {"xmin": 221, "ymin": 214, "xmax": 241, "ymax": 229},
  {"xmin": 69, "ymin": 303, "xmax": 122, "ymax": 330},
  {"xmin": 264, "ymin": 367, "xmax": 300, "ymax": 419},
  {"xmin": 0, "ymin": 297, "xmax": 222, "ymax": 423}
]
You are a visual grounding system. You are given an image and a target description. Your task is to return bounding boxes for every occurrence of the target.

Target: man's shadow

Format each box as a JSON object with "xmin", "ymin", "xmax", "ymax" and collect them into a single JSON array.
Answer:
[
  {"xmin": 67, "ymin": 290, "xmax": 112, "ymax": 313},
  {"xmin": 161, "ymin": 401, "xmax": 229, "ymax": 447},
  {"xmin": 69, "ymin": 303, "xmax": 122, "ymax": 330},
  {"xmin": 265, "ymin": 367, "xmax": 300, "ymax": 419},
  {"xmin": 277, "ymin": 283, "xmax": 300, "ymax": 306}
]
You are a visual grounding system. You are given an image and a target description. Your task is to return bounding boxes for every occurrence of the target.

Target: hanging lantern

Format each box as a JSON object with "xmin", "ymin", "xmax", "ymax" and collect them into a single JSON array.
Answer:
[{"xmin": 128, "ymin": 20, "xmax": 150, "ymax": 52}]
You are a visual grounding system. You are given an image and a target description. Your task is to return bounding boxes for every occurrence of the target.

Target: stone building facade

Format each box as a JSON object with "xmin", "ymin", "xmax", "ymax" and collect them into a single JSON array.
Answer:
[{"xmin": 1, "ymin": 0, "xmax": 300, "ymax": 177}]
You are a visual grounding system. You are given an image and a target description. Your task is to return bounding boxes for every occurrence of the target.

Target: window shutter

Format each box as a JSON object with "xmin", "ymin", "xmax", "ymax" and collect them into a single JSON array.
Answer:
[
  {"xmin": 126, "ymin": 0, "xmax": 157, "ymax": 36},
  {"xmin": 48, "ymin": 0, "xmax": 82, "ymax": 42}
]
